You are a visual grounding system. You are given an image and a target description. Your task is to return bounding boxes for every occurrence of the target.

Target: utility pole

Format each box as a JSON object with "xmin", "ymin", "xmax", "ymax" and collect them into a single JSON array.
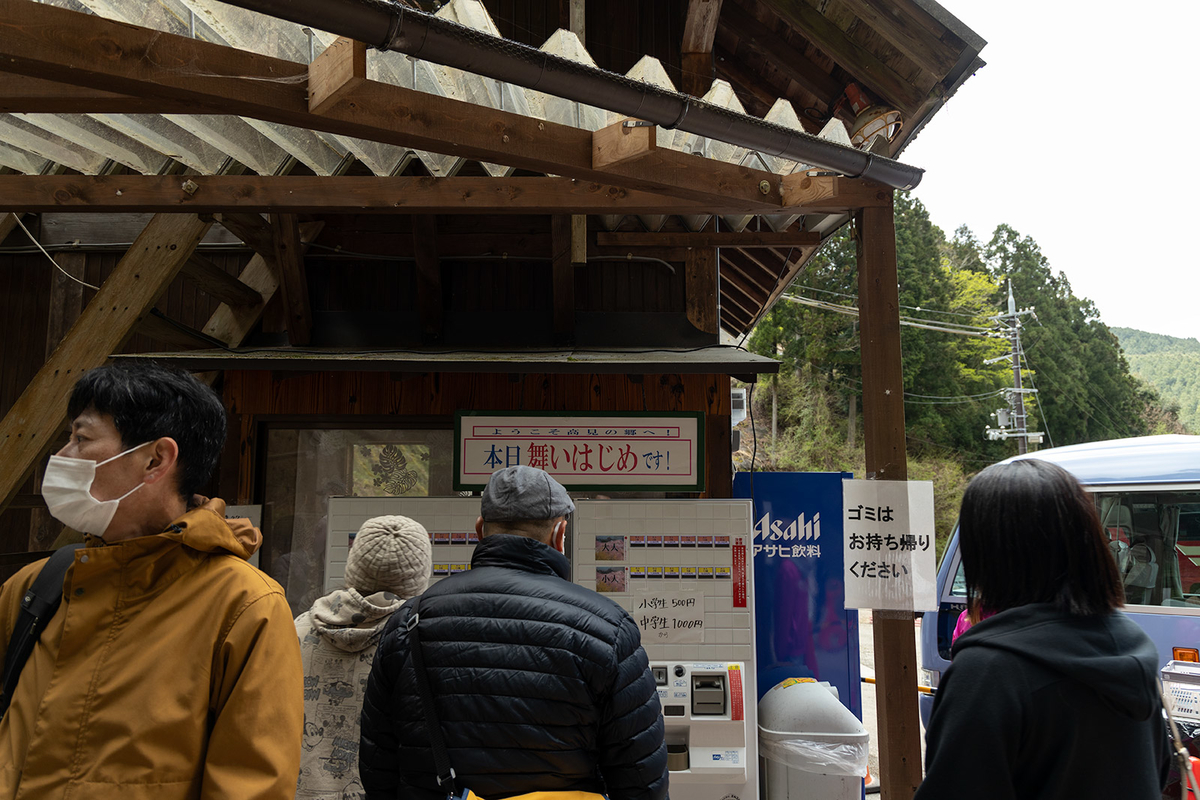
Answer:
[{"xmin": 984, "ymin": 282, "xmax": 1044, "ymax": 452}]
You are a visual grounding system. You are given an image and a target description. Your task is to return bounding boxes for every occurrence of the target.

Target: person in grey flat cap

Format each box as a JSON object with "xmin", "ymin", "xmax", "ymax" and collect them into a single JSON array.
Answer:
[{"xmin": 360, "ymin": 466, "xmax": 668, "ymax": 800}]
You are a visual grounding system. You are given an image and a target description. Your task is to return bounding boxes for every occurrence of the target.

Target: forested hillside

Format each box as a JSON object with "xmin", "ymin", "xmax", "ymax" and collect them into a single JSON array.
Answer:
[
  {"xmin": 1112, "ymin": 327, "xmax": 1200, "ymax": 432},
  {"xmin": 736, "ymin": 194, "xmax": 1185, "ymax": 553}
]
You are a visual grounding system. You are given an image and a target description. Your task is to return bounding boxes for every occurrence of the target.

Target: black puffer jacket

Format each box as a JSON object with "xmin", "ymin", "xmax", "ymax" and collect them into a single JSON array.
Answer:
[{"xmin": 359, "ymin": 533, "xmax": 668, "ymax": 800}]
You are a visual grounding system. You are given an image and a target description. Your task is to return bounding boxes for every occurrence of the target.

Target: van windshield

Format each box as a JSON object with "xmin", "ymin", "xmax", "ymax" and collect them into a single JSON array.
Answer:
[{"xmin": 1094, "ymin": 490, "xmax": 1200, "ymax": 606}]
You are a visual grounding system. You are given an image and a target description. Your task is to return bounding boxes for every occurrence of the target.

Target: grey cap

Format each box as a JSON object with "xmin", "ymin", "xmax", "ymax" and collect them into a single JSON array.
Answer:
[{"xmin": 481, "ymin": 465, "xmax": 575, "ymax": 522}]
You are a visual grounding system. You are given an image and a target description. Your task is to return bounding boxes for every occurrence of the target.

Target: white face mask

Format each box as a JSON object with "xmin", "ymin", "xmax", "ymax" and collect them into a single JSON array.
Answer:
[{"xmin": 41, "ymin": 442, "xmax": 153, "ymax": 536}]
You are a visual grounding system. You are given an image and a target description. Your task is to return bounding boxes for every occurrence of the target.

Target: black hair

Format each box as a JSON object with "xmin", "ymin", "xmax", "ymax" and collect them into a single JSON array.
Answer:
[
  {"xmin": 67, "ymin": 363, "xmax": 227, "ymax": 499},
  {"xmin": 959, "ymin": 458, "xmax": 1123, "ymax": 617}
]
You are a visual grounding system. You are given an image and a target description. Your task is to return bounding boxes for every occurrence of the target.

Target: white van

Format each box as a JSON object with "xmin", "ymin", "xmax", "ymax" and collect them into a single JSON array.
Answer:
[{"xmin": 919, "ymin": 435, "xmax": 1200, "ymax": 726}]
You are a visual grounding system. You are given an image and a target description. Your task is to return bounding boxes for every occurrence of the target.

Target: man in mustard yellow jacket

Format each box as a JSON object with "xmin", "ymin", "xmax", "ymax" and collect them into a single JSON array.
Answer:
[{"xmin": 0, "ymin": 363, "xmax": 303, "ymax": 799}]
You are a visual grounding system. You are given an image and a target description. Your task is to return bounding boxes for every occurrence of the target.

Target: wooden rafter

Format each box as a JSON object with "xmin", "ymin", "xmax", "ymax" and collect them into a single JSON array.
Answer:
[
  {"xmin": 0, "ymin": 0, "xmax": 783, "ymax": 209},
  {"xmin": 0, "ymin": 175, "xmax": 890, "ymax": 215},
  {"xmin": 835, "ymin": 0, "xmax": 960, "ymax": 76},
  {"xmin": 720, "ymin": 3, "xmax": 844, "ymax": 109},
  {"xmin": 681, "ymin": 0, "xmax": 724, "ymax": 96},
  {"xmin": 761, "ymin": 0, "xmax": 925, "ymax": 110},
  {"xmin": 181, "ymin": 253, "xmax": 263, "ymax": 308},
  {"xmin": 0, "ymin": 213, "xmax": 211, "ymax": 512}
]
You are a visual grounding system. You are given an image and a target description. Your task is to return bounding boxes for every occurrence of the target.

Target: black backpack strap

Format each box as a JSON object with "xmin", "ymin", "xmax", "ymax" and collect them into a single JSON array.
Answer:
[
  {"xmin": 0, "ymin": 544, "xmax": 83, "ymax": 717},
  {"xmin": 406, "ymin": 596, "xmax": 460, "ymax": 798}
]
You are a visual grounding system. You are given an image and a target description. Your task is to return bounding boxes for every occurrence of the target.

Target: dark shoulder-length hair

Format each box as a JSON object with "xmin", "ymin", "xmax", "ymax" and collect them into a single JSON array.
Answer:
[{"xmin": 959, "ymin": 458, "xmax": 1123, "ymax": 616}]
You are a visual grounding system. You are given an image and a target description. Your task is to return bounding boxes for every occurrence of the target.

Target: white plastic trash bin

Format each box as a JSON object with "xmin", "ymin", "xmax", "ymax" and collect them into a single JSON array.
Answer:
[{"xmin": 758, "ymin": 678, "xmax": 869, "ymax": 800}]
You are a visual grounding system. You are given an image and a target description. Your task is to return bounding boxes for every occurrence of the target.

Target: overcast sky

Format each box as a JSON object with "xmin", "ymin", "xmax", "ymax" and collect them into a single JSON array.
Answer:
[{"xmin": 900, "ymin": 1, "xmax": 1199, "ymax": 341}]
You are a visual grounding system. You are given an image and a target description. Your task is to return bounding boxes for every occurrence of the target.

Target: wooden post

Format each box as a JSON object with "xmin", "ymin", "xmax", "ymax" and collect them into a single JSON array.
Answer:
[
  {"xmin": 269, "ymin": 213, "xmax": 311, "ymax": 346},
  {"xmin": 551, "ymin": 215, "xmax": 575, "ymax": 345},
  {"xmin": 569, "ymin": 0, "xmax": 585, "ymax": 43},
  {"xmin": 44, "ymin": 251, "xmax": 87, "ymax": 360},
  {"xmin": 0, "ymin": 214, "xmax": 212, "ymax": 513},
  {"xmin": 857, "ymin": 197, "xmax": 923, "ymax": 798},
  {"xmin": 413, "ymin": 215, "xmax": 443, "ymax": 344},
  {"xmin": 685, "ymin": 247, "xmax": 718, "ymax": 335}
]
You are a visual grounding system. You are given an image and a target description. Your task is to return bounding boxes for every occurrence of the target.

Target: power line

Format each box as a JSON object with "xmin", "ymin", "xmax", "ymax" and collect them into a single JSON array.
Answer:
[{"xmin": 780, "ymin": 294, "xmax": 995, "ymax": 337}]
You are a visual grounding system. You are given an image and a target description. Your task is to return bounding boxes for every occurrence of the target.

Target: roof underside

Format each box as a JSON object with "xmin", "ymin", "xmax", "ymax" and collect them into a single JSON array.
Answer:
[{"xmin": 0, "ymin": 0, "xmax": 985, "ymax": 336}]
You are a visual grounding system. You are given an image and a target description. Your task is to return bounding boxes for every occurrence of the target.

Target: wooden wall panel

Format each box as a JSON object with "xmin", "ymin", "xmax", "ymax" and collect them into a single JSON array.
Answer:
[
  {"xmin": 224, "ymin": 369, "xmax": 733, "ymax": 500},
  {"xmin": 0, "ymin": 254, "xmax": 53, "ymax": 556}
]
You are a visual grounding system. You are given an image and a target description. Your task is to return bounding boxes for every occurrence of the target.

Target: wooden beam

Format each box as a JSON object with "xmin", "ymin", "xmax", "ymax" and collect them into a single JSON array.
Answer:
[
  {"xmin": 136, "ymin": 310, "xmax": 220, "ymax": 350},
  {"xmin": 551, "ymin": 215, "xmax": 575, "ymax": 344},
  {"xmin": 0, "ymin": 213, "xmax": 211, "ymax": 512},
  {"xmin": 0, "ymin": 175, "xmax": 781, "ymax": 216},
  {"xmin": 681, "ymin": 0, "xmax": 724, "ymax": 96},
  {"xmin": 720, "ymin": 3, "xmax": 844, "ymax": 108},
  {"xmin": 856, "ymin": 197, "xmax": 923, "ymax": 799},
  {"xmin": 202, "ymin": 221, "xmax": 324, "ymax": 347},
  {"xmin": 0, "ymin": 74, "xmax": 194, "ymax": 114},
  {"xmin": 764, "ymin": 1, "xmax": 925, "ymax": 110},
  {"xmin": 598, "ymin": 230, "xmax": 820, "ymax": 248},
  {"xmin": 592, "ymin": 120, "xmax": 657, "ymax": 170},
  {"xmin": 181, "ymin": 253, "xmax": 263, "ymax": 308},
  {"xmin": 215, "ymin": 212, "xmax": 273, "ymax": 257},
  {"xmin": 0, "ymin": 0, "xmax": 780, "ymax": 209},
  {"xmin": 269, "ymin": 213, "xmax": 311, "ymax": 346},
  {"xmin": 685, "ymin": 247, "xmax": 719, "ymax": 335},
  {"xmin": 412, "ymin": 214, "xmax": 443, "ymax": 344},
  {"xmin": 834, "ymin": 0, "xmax": 959, "ymax": 76},
  {"xmin": 308, "ymin": 37, "xmax": 367, "ymax": 115},
  {"xmin": 780, "ymin": 174, "xmax": 892, "ymax": 211},
  {"xmin": 0, "ymin": 173, "xmax": 890, "ymax": 216}
]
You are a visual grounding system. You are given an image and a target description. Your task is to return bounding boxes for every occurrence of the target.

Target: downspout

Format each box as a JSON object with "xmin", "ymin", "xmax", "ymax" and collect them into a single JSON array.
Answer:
[{"xmin": 221, "ymin": 0, "xmax": 924, "ymax": 190}]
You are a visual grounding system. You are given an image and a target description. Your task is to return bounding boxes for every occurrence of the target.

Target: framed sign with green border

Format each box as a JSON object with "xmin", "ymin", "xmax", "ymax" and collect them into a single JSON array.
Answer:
[{"xmin": 454, "ymin": 411, "xmax": 706, "ymax": 492}]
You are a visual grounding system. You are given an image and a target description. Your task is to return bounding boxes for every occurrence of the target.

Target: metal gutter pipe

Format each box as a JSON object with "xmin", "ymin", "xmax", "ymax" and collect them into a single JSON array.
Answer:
[{"xmin": 226, "ymin": 0, "xmax": 924, "ymax": 189}]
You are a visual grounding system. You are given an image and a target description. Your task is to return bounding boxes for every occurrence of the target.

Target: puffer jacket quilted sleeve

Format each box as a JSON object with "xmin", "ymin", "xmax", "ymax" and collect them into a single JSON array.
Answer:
[{"xmin": 359, "ymin": 534, "xmax": 667, "ymax": 800}]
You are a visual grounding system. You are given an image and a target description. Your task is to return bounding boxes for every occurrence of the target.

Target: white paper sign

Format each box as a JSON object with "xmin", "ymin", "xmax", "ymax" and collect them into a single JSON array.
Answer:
[
  {"xmin": 455, "ymin": 413, "xmax": 703, "ymax": 490},
  {"xmin": 631, "ymin": 589, "xmax": 705, "ymax": 643},
  {"xmin": 842, "ymin": 480, "xmax": 937, "ymax": 611}
]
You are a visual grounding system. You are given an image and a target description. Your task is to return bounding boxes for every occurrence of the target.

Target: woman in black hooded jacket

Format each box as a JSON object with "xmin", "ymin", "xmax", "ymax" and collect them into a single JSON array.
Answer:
[{"xmin": 914, "ymin": 459, "xmax": 1170, "ymax": 800}]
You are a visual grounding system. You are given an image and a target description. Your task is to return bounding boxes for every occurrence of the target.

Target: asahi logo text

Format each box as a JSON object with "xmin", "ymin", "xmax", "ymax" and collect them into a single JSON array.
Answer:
[{"xmin": 753, "ymin": 511, "xmax": 820, "ymax": 542}]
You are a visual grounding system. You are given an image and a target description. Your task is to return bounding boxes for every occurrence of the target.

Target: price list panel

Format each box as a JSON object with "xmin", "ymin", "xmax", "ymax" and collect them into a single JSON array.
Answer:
[{"xmin": 573, "ymin": 500, "xmax": 755, "ymax": 665}]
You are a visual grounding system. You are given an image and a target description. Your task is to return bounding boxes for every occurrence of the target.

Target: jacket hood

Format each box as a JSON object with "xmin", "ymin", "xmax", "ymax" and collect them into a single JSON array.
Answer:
[
  {"xmin": 952, "ymin": 603, "xmax": 1160, "ymax": 721},
  {"xmin": 470, "ymin": 532, "xmax": 571, "ymax": 580},
  {"xmin": 84, "ymin": 497, "xmax": 262, "ymax": 560},
  {"xmin": 305, "ymin": 587, "xmax": 402, "ymax": 652}
]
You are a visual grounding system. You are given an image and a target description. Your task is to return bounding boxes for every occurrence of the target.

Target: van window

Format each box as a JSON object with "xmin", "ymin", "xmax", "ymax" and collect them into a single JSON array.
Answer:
[{"xmin": 1092, "ymin": 491, "xmax": 1200, "ymax": 607}]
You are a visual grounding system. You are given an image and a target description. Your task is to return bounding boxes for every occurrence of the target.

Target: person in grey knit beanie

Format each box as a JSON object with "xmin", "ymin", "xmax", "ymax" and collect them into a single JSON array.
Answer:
[{"xmin": 295, "ymin": 515, "xmax": 432, "ymax": 799}]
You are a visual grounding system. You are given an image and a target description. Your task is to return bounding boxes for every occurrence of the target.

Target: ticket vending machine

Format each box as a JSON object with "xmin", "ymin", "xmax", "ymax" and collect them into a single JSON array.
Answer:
[
  {"xmin": 572, "ymin": 500, "xmax": 758, "ymax": 800},
  {"xmin": 327, "ymin": 496, "xmax": 760, "ymax": 800}
]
